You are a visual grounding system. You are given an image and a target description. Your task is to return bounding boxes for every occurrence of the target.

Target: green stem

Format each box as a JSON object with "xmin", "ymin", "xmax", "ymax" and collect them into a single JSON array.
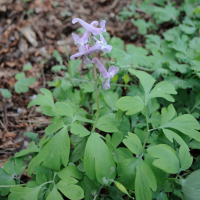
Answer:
[
  {"xmin": 142, "ymin": 106, "xmax": 149, "ymax": 154},
  {"xmin": 120, "ymin": 64, "xmax": 153, "ymax": 72},
  {"xmin": 91, "ymin": 63, "xmax": 100, "ymax": 133},
  {"xmin": 70, "ymin": 138, "xmax": 77, "ymax": 148}
]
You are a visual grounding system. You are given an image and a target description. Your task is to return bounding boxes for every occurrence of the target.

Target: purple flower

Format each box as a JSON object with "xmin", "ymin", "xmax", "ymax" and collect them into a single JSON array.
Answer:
[
  {"xmin": 72, "ymin": 18, "xmax": 106, "ymax": 36},
  {"xmin": 70, "ymin": 40, "xmax": 101, "ymax": 61},
  {"xmin": 92, "ymin": 58, "xmax": 119, "ymax": 90},
  {"xmin": 72, "ymin": 21, "xmax": 99, "ymax": 52},
  {"xmin": 70, "ymin": 35, "xmax": 112, "ymax": 64},
  {"xmin": 94, "ymin": 35, "xmax": 112, "ymax": 53}
]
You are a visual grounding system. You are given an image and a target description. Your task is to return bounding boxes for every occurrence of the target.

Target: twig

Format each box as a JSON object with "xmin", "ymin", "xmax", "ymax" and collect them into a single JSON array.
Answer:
[
  {"xmin": 135, "ymin": 7, "xmax": 146, "ymax": 13},
  {"xmin": 108, "ymin": 0, "xmax": 119, "ymax": 11},
  {"xmin": 0, "ymin": 120, "xmax": 8, "ymax": 133}
]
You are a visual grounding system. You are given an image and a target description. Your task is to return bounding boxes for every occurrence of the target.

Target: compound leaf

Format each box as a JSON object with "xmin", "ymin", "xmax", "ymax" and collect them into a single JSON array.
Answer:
[
  {"xmin": 147, "ymin": 144, "xmax": 180, "ymax": 174},
  {"xmin": 27, "ymin": 127, "xmax": 70, "ymax": 175}
]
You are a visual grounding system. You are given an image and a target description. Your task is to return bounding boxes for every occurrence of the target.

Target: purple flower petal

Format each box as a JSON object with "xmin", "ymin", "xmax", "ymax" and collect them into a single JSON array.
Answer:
[
  {"xmin": 70, "ymin": 41, "xmax": 101, "ymax": 60},
  {"xmin": 72, "ymin": 33, "xmax": 80, "ymax": 42},
  {"xmin": 72, "ymin": 18, "xmax": 106, "ymax": 36},
  {"xmin": 72, "ymin": 21, "xmax": 99, "ymax": 52},
  {"xmin": 93, "ymin": 35, "xmax": 112, "ymax": 53},
  {"xmin": 102, "ymin": 78, "xmax": 110, "ymax": 90},
  {"xmin": 80, "ymin": 21, "xmax": 99, "ymax": 43},
  {"xmin": 100, "ymin": 34, "xmax": 107, "ymax": 43},
  {"xmin": 108, "ymin": 66, "xmax": 119, "ymax": 77},
  {"xmin": 83, "ymin": 55, "xmax": 92, "ymax": 65},
  {"xmin": 100, "ymin": 20, "xmax": 106, "ymax": 32},
  {"xmin": 92, "ymin": 57, "xmax": 111, "ymax": 78}
]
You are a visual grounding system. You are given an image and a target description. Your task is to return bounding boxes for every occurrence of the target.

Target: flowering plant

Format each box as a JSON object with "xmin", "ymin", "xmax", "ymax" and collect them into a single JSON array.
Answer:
[{"xmin": 70, "ymin": 18, "xmax": 118, "ymax": 90}]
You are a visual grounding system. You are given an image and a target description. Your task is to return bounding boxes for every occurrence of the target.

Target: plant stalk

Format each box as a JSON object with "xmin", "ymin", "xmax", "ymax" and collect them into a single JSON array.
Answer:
[{"xmin": 91, "ymin": 62, "xmax": 99, "ymax": 133}]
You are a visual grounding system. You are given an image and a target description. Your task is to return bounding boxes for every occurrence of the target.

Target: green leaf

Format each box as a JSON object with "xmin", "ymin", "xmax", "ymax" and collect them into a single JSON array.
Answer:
[
  {"xmin": 27, "ymin": 88, "xmax": 55, "ymax": 108},
  {"xmin": 117, "ymin": 158, "xmax": 138, "ymax": 190},
  {"xmin": 24, "ymin": 132, "xmax": 40, "ymax": 141},
  {"xmin": 70, "ymin": 123, "xmax": 90, "ymax": 137},
  {"xmin": 15, "ymin": 141, "xmax": 40, "ymax": 157},
  {"xmin": 70, "ymin": 138, "xmax": 86, "ymax": 162},
  {"xmin": 162, "ymin": 129, "xmax": 188, "ymax": 148},
  {"xmin": 179, "ymin": 146, "xmax": 193, "ymax": 171},
  {"xmin": 15, "ymin": 72, "xmax": 25, "ymax": 80},
  {"xmin": 133, "ymin": 19, "xmax": 148, "ymax": 35},
  {"xmin": 147, "ymin": 144, "xmax": 180, "ymax": 174},
  {"xmin": 152, "ymin": 5, "xmax": 179, "ymax": 24},
  {"xmin": 4, "ymin": 157, "xmax": 26, "ymax": 176},
  {"xmin": 73, "ymin": 115, "xmax": 94, "ymax": 124},
  {"xmin": 56, "ymin": 180, "xmax": 84, "ymax": 200},
  {"xmin": 159, "ymin": 105, "xmax": 200, "ymax": 142},
  {"xmin": 0, "ymin": 88, "xmax": 12, "ymax": 98},
  {"xmin": 53, "ymin": 50, "xmax": 63, "ymax": 64},
  {"xmin": 145, "ymin": 155, "xmax": 166, "ymax": 187},
  {"xmin": 129, "ymin": 69, "xmax": 176, "ymax": 104},
  {"xmin": 126, "ymin": 44, "xmax": 152, "ymax": 67},
  {"xmin": 114, "ymin": 181, "xmax": 130, "ymax": 196},
  {"xmin": 165, "ymin": 76, "xmax": 193, "ymax": 90},
  {"xmin": 36, "ymin": 174, "xmax": 47, "ymax": 185},
  {"xmin": 81, "ymin": 82, "xmax": 94, "ymax": 93},
  {"xmin": 135, "ymin": 159, "xmax": 157, "ymax": 200},
  {"xmin": 45, "ymin": 119, "xmax": 64, "ymax": 135},
  {"xmin": 0, "ymin": 168, "xmax": 15, "ymax": 196},
  {"xmin": 57, "ymin": 165, "xmax": 83, "ymax": 184},
  {"xmin": 181, "ymin": 170, "xmax": 200, "ymax": 200},
  {"xmin": 27, "ymin": 127, "xmax": 70, "ymax": 175},
  {"xmin": 14, "ymin": 77, "xmax": 36, "ymax": 94},
  {"xmin": 179, "ymin": 18, "xmax": 196, "ymax": 35},
  {"xmin": 46, "ymin": 186, "xmax": 63, "ymax": 200},
  {"xmin": 129, "ymin": 69, "xmax": 155, "ymax": 99},
  {"xmin": 83, "ymin": 176, "xmax": 98, "ymax": 200},
  {"xmin": 96, "ymin": 115, "xmax": 119, "ymax": 132},
  {"xmin": 22, "ymin": 64, "xmax": 32, "ymax": 71},
  {"xmin": 68, "ymin": 60, "xmax": 82, "ymax": 78},
  {"xmin": 115, "ymin": 96, "xmax": 144, "ymax": 115},
  {"xmin": 84, "ymin": 133, "xmax": 116, "ymax": 184},
  {"xmin": 109, "ymin": 42, "xmax": 152, "ymax": 68},
  {"xmin": 8, "ymin": 185, "xmax": 43, "ymax": 200},
  {"xmin": 168, "ymin": 61, "xmax": 188, "ymax": 74},
  {"xmin": 52, "ymin": 102, "xmax": 74, "ymax": 118},
  {"xmin": 103, "ymin": 91, "xmax": 118, "ymax": 111},
  {"xmin": 51, "ymin": 65, "xmax": 67, "ymax": 72},
  {"xmin": 108, "ymin": 185, "xmax": 125, "ymax": 200},
  {"xmin": 123, "ymin": 132, "xmax": 142, "ymax": 155},
  {"xmin": 148, "ymin": 81, "xmax": 177, "ymax": 102},
  {"xmin": 188, "ymin": 140, "xmax": 200, "ymax": 149},
  {"xmin": 111, "ymin": 131, "xmax": 123, "ymax": 147}
]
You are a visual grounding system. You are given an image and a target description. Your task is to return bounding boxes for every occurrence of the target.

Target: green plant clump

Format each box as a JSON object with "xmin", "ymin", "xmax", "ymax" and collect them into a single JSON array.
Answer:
[{"xmin": 1, "ymin": 0, "xmax": 200, "ymax": 200}]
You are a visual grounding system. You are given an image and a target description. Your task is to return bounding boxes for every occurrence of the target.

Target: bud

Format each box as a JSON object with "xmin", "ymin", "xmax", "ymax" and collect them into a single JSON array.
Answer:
[
  {"xmin": 110, "ymin": 166, "xmax": 115, "ymax": 175},
  {"xmin": 91, "ymin": 190, "xmax": 97, "ymax": 197},
  {"xmin": 102, "ymin": 177, "xmax": 109, "ymax": 185}
]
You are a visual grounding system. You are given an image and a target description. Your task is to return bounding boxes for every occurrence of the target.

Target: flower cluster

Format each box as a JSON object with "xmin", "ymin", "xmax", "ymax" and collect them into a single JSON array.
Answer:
[{"xmin": 70, "ymin": 18, "xmax": 119, "ymax": 90}]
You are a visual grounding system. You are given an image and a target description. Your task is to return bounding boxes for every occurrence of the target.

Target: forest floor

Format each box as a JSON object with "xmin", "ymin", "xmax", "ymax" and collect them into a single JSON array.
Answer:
[{"xmin": 0, "ymin": 0, "xmax": 142, "ymax": 166}]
